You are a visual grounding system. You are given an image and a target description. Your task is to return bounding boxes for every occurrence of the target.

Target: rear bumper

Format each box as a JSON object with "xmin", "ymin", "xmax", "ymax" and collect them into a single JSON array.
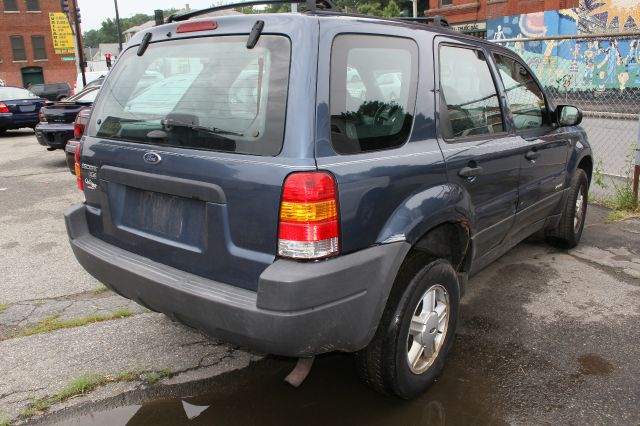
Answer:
[
  {"xmin": 0, "ymin": 113, "xmax": 39, "ymax": 129},
  {"xmin": 35, "ymin": 123, "xmax": 74, "ymax": 149},
  {"xmin": 65, "ymin": 204, "xmax": 410, "ymax": 357}
]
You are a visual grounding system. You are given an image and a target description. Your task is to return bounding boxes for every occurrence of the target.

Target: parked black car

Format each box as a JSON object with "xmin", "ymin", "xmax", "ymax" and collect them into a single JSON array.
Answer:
[
  {"xmin": 35, "ymin": 86, "xmax": 100, "ymax": 150},
  {"xmin": 29, "ymin": 82, "xmax": 72, "ymax": 101},
  {"xmin": 65, "ymin": 3, "xmax": 593, "ymax": 399},
  {"xmin": 0, "ymin": 86, "xmax": 45, "ymax": 133}
]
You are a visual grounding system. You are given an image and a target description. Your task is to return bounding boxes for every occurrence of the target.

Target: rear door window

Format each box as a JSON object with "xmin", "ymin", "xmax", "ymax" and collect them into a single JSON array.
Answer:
[
  {"xmin": 438, "ymin": 45, "xmax": 504, "ymax": 140},
  {"xmin": 87, "ymin": 35, "xmax": 291, "ymax": 156},
  {"xmin": 329, "ymin": 35, "xmax": 418, "ymax": 155}
]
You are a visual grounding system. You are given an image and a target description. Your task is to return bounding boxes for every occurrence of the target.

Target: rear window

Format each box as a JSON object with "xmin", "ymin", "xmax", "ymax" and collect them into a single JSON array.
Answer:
[
  {"xmin": 69, "ymin": 87, "xmax": 99, "ymax": 103},
  {"xmin": 0, "ymin": 87, "xmax": 38, "ymax": 101},
  {"xmin": 329, "ymin": 35, "xmax": 418, "ymax": 155},
  {"xmin": 87, "ymin": 35, "xmax": 291, "ymax": 156}
]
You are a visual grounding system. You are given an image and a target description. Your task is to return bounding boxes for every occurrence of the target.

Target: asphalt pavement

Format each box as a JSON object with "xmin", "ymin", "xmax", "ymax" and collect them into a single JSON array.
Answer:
[{"xmin": 1, "ymin": 130, "xmax": 639, "ymax": 425}]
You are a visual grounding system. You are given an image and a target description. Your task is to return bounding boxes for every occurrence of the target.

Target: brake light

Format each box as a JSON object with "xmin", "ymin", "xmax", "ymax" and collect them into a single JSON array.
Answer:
[
  {"xmin": 278, "ymin": 172, "xmax": 339, "ymax": 259},
  {"xmin": 74, "ymin": 143, "xmax": 83, "ymax": 191},
  {"xmin": 0, "ymin": 102, "xmax": 9, "ymax": 113},
  {"xmin": 73, "ymin": 120, "xmax": 85, "ymax": 139},
  {"xmin": 176, "ymin": 20, "xmax": 217, "ymax": 33},
  {"xmin": 73, "ymin": 81, "xmax": 77, "ymax": 96},
  {"xmin": 39, "ymin": 108, "xmax": 46, "ymax": 123}
]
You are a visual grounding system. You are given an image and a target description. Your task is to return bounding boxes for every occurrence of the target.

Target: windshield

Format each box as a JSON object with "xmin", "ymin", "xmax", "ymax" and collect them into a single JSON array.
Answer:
[
  {"xmin": 0, "ymin": 87, "xmax": 38, "ymax": 101},
  {"xmin": 87, "ymin": 35, "xmax": 291, "ymax": 156}
]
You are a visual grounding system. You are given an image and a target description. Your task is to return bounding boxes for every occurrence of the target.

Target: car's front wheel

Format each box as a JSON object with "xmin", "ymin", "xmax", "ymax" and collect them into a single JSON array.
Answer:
[
  {"xmin": 547, "ymin": 168, "xmax": 588, "ymax": 249},
  {"xmin": 355, "ymin": 255, "xmax": 460, "ymax": 399}
]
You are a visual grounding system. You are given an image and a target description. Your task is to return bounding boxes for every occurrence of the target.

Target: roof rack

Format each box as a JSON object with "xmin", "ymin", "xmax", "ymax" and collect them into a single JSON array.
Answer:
[
  {"xmin": 167, "ymin": 0, "xmax": 339, "ymax": 22},
  {"xmin": 398, "ymin": 16, "xmax": 449, "ymax": 27}
]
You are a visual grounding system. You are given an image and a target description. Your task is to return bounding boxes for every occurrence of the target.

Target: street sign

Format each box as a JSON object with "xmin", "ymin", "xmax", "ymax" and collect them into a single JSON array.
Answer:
[
  {"xmin": 49, "ymin": 12, "xmax": 75, "ymax": 55},
  {"xmin": 61, "ymin": 57, "xmax": 76, "ymax": 61}
]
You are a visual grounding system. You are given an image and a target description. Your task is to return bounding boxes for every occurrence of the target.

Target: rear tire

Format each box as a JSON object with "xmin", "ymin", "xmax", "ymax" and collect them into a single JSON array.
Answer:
[
  {"xmin": 547, "ymin": 169, "xmax": 588, "ymax": 249},
  {"xmin": 355, "ymin": 255, "xmax": 460, "ymax": 399}
]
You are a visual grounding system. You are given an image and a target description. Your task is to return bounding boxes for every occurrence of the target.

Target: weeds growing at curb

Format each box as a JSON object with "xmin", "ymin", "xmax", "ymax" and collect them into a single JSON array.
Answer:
[
  {"xmin": 0, "ymin": 416, "xmax": 11, "ymax": 426},
  {"xmin": 0, "ymin": 304, "xmax": 6, "ymax": 314},
  {"xmin": 91, "ymin": 286, "xmax": 109, "ymax": 295},
  {"xmin": 18, "ymin": 369, "xmax": 175, "ymax": 420},
  {"xmin": 591, "ymin": 152, "xmax": 639, "ymax": 222},
  {"xmin": 18, "ymin": 309, "xmax": 134, "ymax": 337}
]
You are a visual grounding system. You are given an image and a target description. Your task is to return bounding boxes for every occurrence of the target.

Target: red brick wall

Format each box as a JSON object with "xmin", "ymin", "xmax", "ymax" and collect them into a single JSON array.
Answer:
[
  {"xmin": 0, "ymin": 0, "xmax": 77, "ymax": 88},
  {"xmin": 425, "ymin": 0, "xmax": 580, "ymax": 23}
]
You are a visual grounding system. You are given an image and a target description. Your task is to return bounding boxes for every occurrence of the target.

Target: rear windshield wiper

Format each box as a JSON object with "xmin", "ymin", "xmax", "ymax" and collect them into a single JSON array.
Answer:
[{"xmin": 161, "ymin": 118, "xmax": 244, "ymax": 137}]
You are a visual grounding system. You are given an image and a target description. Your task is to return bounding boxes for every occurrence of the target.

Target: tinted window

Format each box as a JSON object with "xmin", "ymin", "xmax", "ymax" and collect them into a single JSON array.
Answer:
[
  {"xmin": 0, "ymin": 87, "xmax": 38, "ymax": 100},
  {"xmin": 494, "ymin": 54, "xmax": 548, "ymax": 130},
  {"xmin": 11, "ymin": 36, "xmax": 26, "ymax": 61},
  {"xmin": 88, "ymin": 35, "xmax": 290, "ymax": 156},
  {"xmin": 330, "ymin": 35, "xmax": 418, "ymax": 155},
  {"xmin": 4, "ymin": 0, "xmax": 17, "ymax": 11},
  {"xmin": 32, "ymin": 35, "xmax": 46, "ymax": 60},
  {"xmin": 439, "ymin": 45, "xmax": 503, "ymax": 139},
  {"xmin": 26, "ymin": 0, "xmax": 39, "ymax": 10}
]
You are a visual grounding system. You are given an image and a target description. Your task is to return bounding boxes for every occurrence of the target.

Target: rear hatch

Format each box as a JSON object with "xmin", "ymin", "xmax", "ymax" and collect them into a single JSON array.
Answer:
[{"xmin": 80, "ymin": 17, "xmax": 315, "ymax": 291}]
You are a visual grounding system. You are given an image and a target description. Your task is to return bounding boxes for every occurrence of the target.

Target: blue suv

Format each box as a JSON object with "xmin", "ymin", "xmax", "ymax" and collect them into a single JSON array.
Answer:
[{"xmin": 65, "ymin": 3, "xmax": 592, "ymax": 399}]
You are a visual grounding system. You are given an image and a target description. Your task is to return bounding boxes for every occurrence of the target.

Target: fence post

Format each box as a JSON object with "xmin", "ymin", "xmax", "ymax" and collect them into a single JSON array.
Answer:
[{"xmin": 634, "ymin": 117, "xmax": 640, "ymax": 209}]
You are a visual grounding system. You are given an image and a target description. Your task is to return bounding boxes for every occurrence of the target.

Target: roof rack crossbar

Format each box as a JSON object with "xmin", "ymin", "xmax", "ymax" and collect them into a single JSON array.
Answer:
[
  {"xmin": 397, "ymin": 16, "xmax": 449, "ymax": 27},
  {"xmin": 168, "ymin": 0, "xmax": 338, "ymax": 22}
]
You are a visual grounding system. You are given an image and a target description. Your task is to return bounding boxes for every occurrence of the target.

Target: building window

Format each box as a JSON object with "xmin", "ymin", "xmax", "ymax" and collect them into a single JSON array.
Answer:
[
  {"xmin": 11, "ymin": 36, "xmax": 26, "ymax": 61},
  {"xmin": 440, "ymin": 0, "xmax": 452, "ymax": 6},
  {"xmin": 4, "ymin": 0, "xmax": 18, "ymax": 11},
  {"xmin": 26, "ymin": 0, "xmax": 39, "ymax": 11},
  {"xmin": 32, "ymin": 35, "xmax": 46, "ymax": 60}
]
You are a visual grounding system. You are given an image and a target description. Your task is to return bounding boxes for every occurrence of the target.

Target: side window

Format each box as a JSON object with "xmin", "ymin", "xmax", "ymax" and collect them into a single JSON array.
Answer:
[
  {"xmin": 493, "ymin": 53, "xmax": 548, "ymax": 130},
  {"xmin": 330, "ymin": 35, "xmax": 418, "ymax": 155},
  {"xmin": 438, "ymin": 45, "xmax": 504, "ymax": 140}
]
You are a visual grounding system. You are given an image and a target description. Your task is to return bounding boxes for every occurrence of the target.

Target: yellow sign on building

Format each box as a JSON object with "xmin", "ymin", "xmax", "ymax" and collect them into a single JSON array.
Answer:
[{"xmin": 49, "ymin": 13, "xmax": 75, "ymax": 55}]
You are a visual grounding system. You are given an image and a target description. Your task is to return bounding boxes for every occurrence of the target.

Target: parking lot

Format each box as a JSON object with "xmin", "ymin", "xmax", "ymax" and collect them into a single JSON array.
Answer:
[{"xmin": 1, "ymin": 130, "xmax": 639, "ymax": 425}]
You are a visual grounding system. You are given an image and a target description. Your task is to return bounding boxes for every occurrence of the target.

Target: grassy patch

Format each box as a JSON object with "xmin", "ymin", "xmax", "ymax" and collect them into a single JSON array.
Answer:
[
  {"xmin": 1, "ymin": 417, "xmax": 11, "ymax": 426},
  {"xmin": 18, "ymin": 309, "xmax": 133, "ymax": 337},
  {"xmin": 607, "ymin": 208, "xmax": 640, "ymax": 223},
  {"xmin": 142, "ymin": 369, "xmax": 172, "ymax": 384},
  {"xmin": 91, "ymin": 286, "xmax": 109, "ymax": 295},
  {"xmin": 0, "ymin": 304, "xmax": 6, "ymax": 314},
  {"xmin": 20, "ymin": 374, "xmax": 106, "ymax": 420},
  {"xmin": 19, "ymin": 369, "xmax": 174, "ymax": 420}
]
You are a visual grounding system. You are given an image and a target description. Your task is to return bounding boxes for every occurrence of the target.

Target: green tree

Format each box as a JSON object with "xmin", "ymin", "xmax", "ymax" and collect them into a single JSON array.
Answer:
[
  {"xmin": 382, "ymin": 0, "xmax": 401, "ymax": 17},
  {"xmin": 357, "ymin": 2, "xmax": 382, "ymax": 16}
]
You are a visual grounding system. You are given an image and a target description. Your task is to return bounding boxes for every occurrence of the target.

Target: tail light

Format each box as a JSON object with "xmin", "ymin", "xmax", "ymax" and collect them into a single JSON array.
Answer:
[
  {"xmin": 39, "ymin": 108, "xmax": 46, "ymax": 122},
  {"xmin": 73, "ymin": 119, "xmax": 85, "ymax": 139},
  {"xmin": 74, "ymin": 143, "xmax": 83, "ymax": 191},
  {"xmin": 0, "ymin": 102, "xmax": 9, "ymax": 113},
  {"xmin": 73, "ymin": 81, "xmax": 77, "ymax": 96},
  {"xmin": 278, "ymin": 172, "xmax": 339, "ymax": 259},
  {"xmin": 73, "ymin": 108, "xmax": 91, "ymax": 140}
]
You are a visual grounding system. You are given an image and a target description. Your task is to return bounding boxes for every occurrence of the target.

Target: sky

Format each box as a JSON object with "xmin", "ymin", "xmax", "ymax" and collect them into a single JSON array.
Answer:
[{"xmin": 77, "ymin": 0, "xmax": 221, "ymax": 31}]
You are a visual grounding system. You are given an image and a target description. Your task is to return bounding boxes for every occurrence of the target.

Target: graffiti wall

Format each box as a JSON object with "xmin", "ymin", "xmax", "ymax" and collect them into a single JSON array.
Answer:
[{"xmin": 487, "ymin": 1, "xmax": 640, "ymax": 92}]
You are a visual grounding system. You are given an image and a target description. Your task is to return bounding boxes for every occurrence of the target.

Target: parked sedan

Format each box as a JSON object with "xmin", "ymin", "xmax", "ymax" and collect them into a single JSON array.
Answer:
[
  {"xmin": 35, "ymin": 86, "xmax": 100, "ymax": 150},
  {"xmin": 0, "ymin": 87, "xmax": 46, "ymax": 133}
]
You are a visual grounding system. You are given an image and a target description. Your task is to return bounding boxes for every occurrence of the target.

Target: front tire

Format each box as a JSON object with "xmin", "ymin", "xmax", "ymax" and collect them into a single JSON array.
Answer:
[
  {"xmin": 355, "ymin": 256, "xmax": 460, "ymax": 399},
  {"xmin": 547, "ymin": 169, "xmax": 588, "ymax": 249}
]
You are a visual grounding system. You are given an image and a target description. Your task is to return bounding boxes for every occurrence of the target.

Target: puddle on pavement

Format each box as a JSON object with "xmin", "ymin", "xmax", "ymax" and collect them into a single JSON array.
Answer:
[{"xmin": 53, "ymin": 346, "xmax": 507, "ymax": 426}]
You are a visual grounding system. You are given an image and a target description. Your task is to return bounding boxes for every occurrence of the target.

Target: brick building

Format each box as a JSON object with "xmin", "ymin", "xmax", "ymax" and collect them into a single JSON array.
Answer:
[
  {"xmin": 424, "ymin": 0, "xmax": 580, "ymax": 38},
  {"xmin": 0, "ymin": 0, "xmax": 77, "ymax": 88}
]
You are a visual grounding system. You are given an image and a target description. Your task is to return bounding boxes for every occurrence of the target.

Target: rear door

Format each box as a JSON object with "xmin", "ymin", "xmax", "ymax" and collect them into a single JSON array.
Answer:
[
  {"xmin": 435, "ymin": 39, "xmax": 525, "ymax": 256},
  {"xmin": 491, "ymin": 52, "xmax": 570, "ymax": 236},
  {"xmin": 79, "ymin": 24, "xmax": 316, "ymax": 292}
]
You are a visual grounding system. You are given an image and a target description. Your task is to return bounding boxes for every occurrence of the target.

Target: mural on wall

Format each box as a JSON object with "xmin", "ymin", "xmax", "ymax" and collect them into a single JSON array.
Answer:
[{"xmin": 487, "ymin": 0, "xmax": 640, "ymax": 92}]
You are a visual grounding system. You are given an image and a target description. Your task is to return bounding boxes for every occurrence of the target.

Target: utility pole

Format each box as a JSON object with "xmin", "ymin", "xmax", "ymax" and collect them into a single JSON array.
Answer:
[
  {"xmin": 114, "ymin": 0, "xmax": 123, "ymax": 53},
  {"xmin": 71, "ymin": 0, "xmax": 86, "ymax": 86}
]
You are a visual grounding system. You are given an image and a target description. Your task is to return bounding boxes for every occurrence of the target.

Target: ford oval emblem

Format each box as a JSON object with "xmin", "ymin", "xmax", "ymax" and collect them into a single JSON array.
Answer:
[{"xmin": 143, "ymin": 152, "xmax": 161, "ymax": 165}]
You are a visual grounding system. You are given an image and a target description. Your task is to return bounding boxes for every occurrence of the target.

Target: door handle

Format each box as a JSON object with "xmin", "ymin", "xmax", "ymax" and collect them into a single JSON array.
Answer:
[
  {"xmin": 458, "ymin": 165, "xmax": 483, "ymax": 178},
  {"xmin": 525, "ymin": 150, "xmax": 540, "ymax": 161}
]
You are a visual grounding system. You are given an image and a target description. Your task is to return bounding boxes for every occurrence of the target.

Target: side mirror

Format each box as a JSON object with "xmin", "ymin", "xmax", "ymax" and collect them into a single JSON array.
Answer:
[{"xmin": 556, "ymin": 104, "xmax": 582, "ymax": 127}]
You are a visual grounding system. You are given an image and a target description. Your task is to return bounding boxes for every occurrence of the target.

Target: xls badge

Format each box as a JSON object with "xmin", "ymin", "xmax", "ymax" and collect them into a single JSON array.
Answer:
[{"xmin": 143, "ymin": 152, "xmax": 162, "ymax": 165}]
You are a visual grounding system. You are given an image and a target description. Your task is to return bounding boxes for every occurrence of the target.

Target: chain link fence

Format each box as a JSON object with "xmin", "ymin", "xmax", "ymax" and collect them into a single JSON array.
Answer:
[{"xmin": 494, "ymin": 34, "xmax": 640, "ymax": 202}]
